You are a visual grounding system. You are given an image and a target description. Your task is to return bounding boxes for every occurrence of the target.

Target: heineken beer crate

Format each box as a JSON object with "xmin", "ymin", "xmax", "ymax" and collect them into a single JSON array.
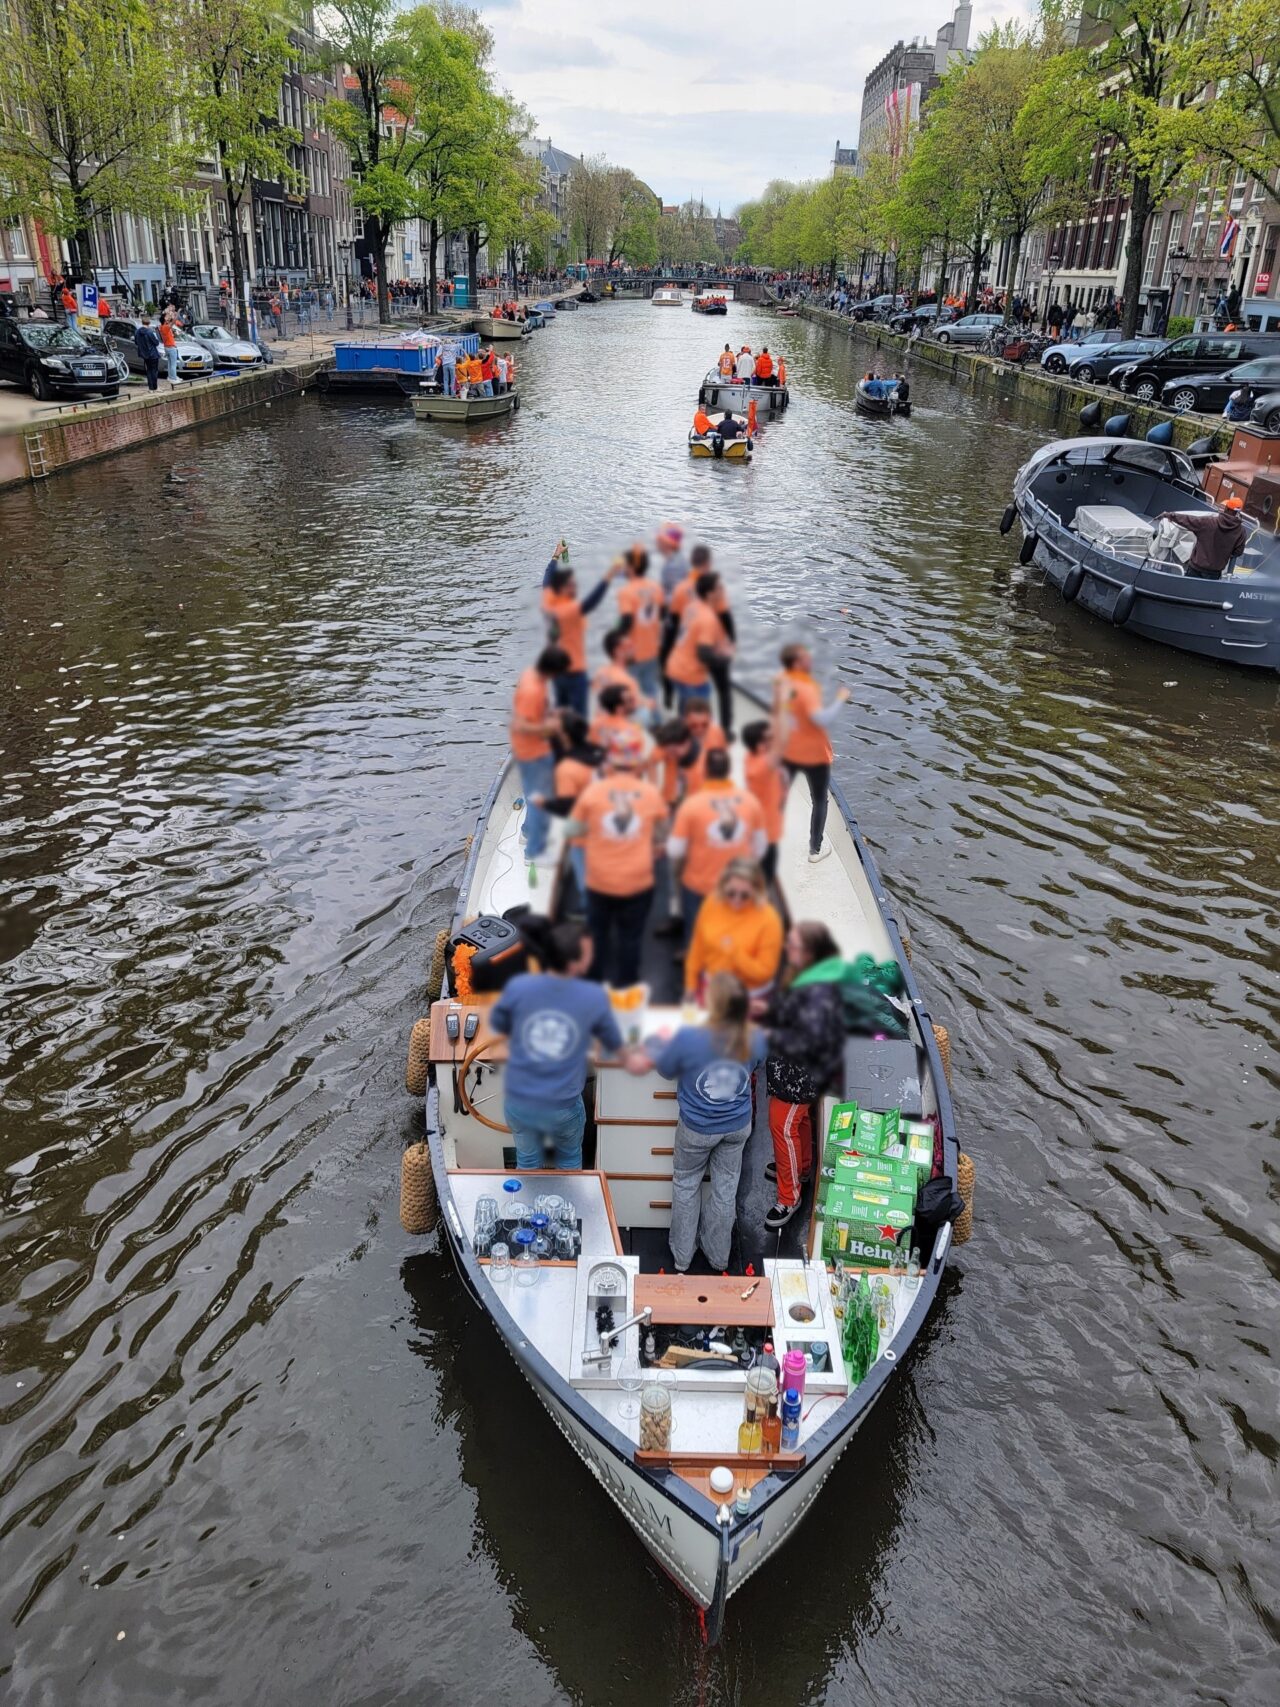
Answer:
[
  {"xmin": 821, "ymin": 1182, "xmax": 914, "ymax": 1266},
  {"xmin": 832, "ymin": 1153, "xmax": 919, "ymax": 1201},
  {"xmin": 882, "ymin": 1125, "xmax": 933, "ymax": 1186}
]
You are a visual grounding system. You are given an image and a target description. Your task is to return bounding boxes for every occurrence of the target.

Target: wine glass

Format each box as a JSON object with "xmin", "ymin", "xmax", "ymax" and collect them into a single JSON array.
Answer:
[{"xmin": 618, "ymin": 1354, "xmax": 643, "ymax": 1420}]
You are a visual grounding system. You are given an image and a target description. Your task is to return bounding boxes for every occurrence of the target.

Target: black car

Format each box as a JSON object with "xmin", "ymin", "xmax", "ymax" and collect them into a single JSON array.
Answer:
[
  {"xmin": 889, "ymin": 303, "xmax": 957, "ymax": 335},
  {"xmin": 0, "ymin": 319, "xmax": 121, "ymax": 400},
  {"xmin": 1113, "ymin": 330, "xmax": 1280, "ymax": 401},
  {"xmin": 1160, "ymin": 356, "xmax": 1280, "ymax": 415},
  {"xmin": 1248, "ymin": 390, "xmax": 1280, "ymax": 435}
]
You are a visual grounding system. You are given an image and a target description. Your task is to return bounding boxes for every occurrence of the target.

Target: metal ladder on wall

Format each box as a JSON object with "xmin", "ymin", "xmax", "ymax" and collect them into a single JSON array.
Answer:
[{"xmin": 24, "ymin": 430, "xmax": 50, "ymax": 481}]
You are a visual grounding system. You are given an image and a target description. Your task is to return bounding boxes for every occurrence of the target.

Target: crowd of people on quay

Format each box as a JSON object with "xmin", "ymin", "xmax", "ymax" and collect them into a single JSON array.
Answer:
[{"xmin": 503, "ymin": 530, "xmax": 872, "ymax": 1265}]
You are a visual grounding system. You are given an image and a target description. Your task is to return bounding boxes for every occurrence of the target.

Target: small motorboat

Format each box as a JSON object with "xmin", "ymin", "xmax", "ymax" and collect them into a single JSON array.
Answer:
[
  {"xmin": 410, "ymin": 388, "xmax": 519, "ymax": 423},
  {"xmin": 1009, "ymin": 435, "xmax": 1280, "ymax": 670},
  {"xmin": 402, "ymin": 676, "xmax": 961, "ymax": 1640},
  {"xmin": 689, "ymin": 422, "xmax": 753, "ymax": 460},
  {"xmin": 533, "ymin": 301, "xmax": 557, "ymax": 320},
  {"xmin": 855, "ymin": 378, "xmax": 910, "ymax": 418},
  {"xmin": 700, "ymin": 371, "xmax": 790, "ymax": 416},
  {"xmin": 475, "ymin": 315, "xmax": 532, "ymax": 341},
  {"xmin": 692, "ymin": 295, "xmax": 728, "ymax": 315},
  {"xmin": 552, "ymin": 297, "xmax": 579, "ymax": 311},
  {"xmin": 652, "ymin": 285, "xmax": 684, "ymax": 306}
]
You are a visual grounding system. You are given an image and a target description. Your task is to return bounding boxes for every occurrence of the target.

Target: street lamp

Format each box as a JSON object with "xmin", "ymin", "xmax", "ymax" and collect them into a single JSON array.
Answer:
[
  {"xmin": 1042, "ymin": 251, "xmax": 1060, "ymax": 328},
  {"xmin": 1167, "ymin": 245, "xmax": 1191, "ymax": 320}
]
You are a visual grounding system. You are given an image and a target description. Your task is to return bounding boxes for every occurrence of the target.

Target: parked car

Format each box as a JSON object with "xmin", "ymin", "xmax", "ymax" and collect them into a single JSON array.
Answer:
[
  {"xmin": 1247, "ymin": 389, "xmax": 1280, "ymax": 435},
  {"xmin": 1040, "ymin": 328, "xmax": 1126, "ymax": 373},
  {"xmin": 889, "ymin": 303, "xmax": 957, "ymax": 334},
  {"xmin": 0, "ymin": 319, "xmax": 121, "ymax": 400},
  {"xmin": 1059, "ymin": 337, "xmax": 1166, "ymax": 384},
  {"xmin": 1112, "ymin": 330, "xmax": 1280, "ymax": 401},
  {"xmin": 188, "ymin": 323, "xmax": 265, "ymax": 369},
  {"xmin": 102, "ymin": 317, "xmax": 215, "ymax": 379},
  {"xmin": 1160, "ymin": 356, "xmax": 1280, "ymax": 415},
  {"xmin": 934, "ymin": 312, "xmax": 1004, "ymax": 345}
]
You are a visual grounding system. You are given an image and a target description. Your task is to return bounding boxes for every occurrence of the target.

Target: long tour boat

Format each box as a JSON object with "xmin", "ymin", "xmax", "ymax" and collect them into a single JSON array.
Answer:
[
  {"xmin": 652, "ymin": 285, "xmax": 684, "ymax": 306},
  {"xmin": 400, "ymin": 680, "xmax": 967, "ymax": 1640}
]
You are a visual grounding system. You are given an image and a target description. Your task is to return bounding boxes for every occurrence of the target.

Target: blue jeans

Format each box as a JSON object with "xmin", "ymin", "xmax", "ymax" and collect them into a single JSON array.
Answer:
[
  {"xmin": 568, "ymin": 843, "xmax": 586, "ymax": 900},
  {"xmin": 633, "ymin": 658, "xmax": 660, "ymax": 704},
  {"xmin": 674, "ymin": 681, "xmax": 711, "ymax": 712},
  {"xmin": 164, "ymin": 345, "xmax": 178, "ymax": 383},
  {"xmin": 554, "ymin": 672, "xmax": 589, "ymax": 717},
  {"xmin": 517, "ymin": 753, "xmax": 555, "ymax": 858},
  {"xmin": 506, "ymin": 1094, "xmax": 585, "ymax": 1170},
  {"xmin": 443, "ymin": 360, "xmax": 456, "ymax": 395},
  {"xmin": 481, "ymin": 379, "xmax": 493, "ymax": 396}
]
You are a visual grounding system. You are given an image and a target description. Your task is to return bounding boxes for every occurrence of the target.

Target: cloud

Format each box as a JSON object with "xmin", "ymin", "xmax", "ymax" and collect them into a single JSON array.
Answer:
[{"xmin": 499, "ymin": 28, "xmax": 615, "ymax": 70}]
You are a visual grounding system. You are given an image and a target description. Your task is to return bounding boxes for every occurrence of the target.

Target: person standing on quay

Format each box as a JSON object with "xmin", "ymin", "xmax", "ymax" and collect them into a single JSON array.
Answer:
[
  {"xmin": 134, "ymin": 315, "xmax": 162, "ymax": 392},
  {"xmin": 159, "ymin": 309, "xmax": 179, "ymax": 387},
  {"xmin": 774, "ymin": 643, "xmax": 849, "ymax": 863}
]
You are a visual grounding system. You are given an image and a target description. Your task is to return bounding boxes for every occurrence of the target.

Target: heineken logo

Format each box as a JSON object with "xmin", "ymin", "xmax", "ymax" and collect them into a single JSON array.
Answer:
[{"xmin": 846, "ymin": 1237, "xmax": 896, "ymax": 1259}]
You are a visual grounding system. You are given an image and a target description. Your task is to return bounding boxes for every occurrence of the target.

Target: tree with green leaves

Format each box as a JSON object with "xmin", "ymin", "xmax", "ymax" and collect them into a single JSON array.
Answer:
[
  {"xmin": 1028, "ymin": 0, "xmax": 1211, "ymax": 336},
  {"xmin": 608, "ymin": 171, "xmax": 659, "ymax": 268},
  {"xmin": 0, "ymin": 0, "xmax": 190, "ymax": 281},
  {"xmin": 1184, "ymin": 0, "xmax": 1280, "ymax": 203},
  {"xmin": 323, "ymin": 1, "xmax": 484, "ymax": 321},
  {"xmin": 441, "ymin": 91, "xmax": 535, "ymax": 303},
  {"xmin": 182, "ymin": 0, "xmax": 298, "ymax": 336},
  {"xmin": 567, "ymin": 155, "xmax": 619, "ymax": 263}
]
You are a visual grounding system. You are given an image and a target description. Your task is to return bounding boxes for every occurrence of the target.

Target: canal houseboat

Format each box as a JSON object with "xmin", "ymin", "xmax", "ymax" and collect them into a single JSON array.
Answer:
[
  {"xmin": 1009, "ymin": 436, "xmax": 1280, "ymax": 671},
  {"xmin": 401, "ymin": 682, "xmax": 964, "ymax": 1640}
]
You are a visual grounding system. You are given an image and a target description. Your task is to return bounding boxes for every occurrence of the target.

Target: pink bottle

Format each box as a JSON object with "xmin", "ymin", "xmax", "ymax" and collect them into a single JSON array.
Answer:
[{"xmin": 781, "ymin": 1348, "xmax": 806, "ymax": 1401}]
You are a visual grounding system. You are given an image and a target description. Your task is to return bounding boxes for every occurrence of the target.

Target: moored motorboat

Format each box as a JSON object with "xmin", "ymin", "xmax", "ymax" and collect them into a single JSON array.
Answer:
[
  {"xmin": 475, "ymin": 314, "xmax": 532, "ymax": 341},
  {"xmin": 855, "ymin": 378, "xmax": 910, "ymax": 418},
  {"xmin": 403, "ymin": 680, "xmax": 962, "ymax": 1639},
  {"xmin": 1010, "ymin": 435, "xmax": 1280, "ymax": 670},
  {"xmin": 700, "ymin": 370, "xmax": 790, "ymax": 416},
  {"xmin": 410, "ymin": 388, "xmax": 519, "ymax": 422},
  {"xmin": 552, "ymin": 296, "xmax": 580, "ymax": 311},
  {"xmin": 533, "ymin": 301, "xmax": 557, "ymax": 320}
]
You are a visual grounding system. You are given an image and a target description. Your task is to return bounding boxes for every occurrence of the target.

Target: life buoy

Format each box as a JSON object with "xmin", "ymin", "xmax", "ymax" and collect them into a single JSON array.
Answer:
[
  {"xmin": 1018, "ymin": 531, "xmax": 1037, "ymax": 565},
  {"xmin": 1112, "ymin": 583, "xmax": 1136, "ymax": 625},
  {"xmin": 1061, "ymin": 565, "xmax": 1085, "ymax": 602},
  {"xmin": 999, "ymin": 503, "xmax": 1017, "ymax": 536}
]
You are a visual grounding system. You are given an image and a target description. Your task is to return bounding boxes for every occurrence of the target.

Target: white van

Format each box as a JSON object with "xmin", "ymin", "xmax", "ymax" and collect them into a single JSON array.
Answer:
[{"xmin": 1195, "ymin": 296, "xmax": 1280, "ymax": 333}]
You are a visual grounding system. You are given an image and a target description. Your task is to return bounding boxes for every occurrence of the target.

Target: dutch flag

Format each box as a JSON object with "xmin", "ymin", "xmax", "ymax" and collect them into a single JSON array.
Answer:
[{"xmin": 1220, "ymin": 217, "xmax": 1241, "ymax": 259}]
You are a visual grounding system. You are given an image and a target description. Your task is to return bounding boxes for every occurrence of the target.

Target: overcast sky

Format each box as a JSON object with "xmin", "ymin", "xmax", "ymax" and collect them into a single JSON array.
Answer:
[{"xmin": 483, "ymin": 1, "xmax": 1032, "ymax": 211}]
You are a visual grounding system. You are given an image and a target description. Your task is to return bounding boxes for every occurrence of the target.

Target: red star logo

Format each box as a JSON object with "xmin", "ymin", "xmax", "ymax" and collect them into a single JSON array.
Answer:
[{"xmin": 878, "ymin": 1225, "xmax": 899, "ymax": 1241}]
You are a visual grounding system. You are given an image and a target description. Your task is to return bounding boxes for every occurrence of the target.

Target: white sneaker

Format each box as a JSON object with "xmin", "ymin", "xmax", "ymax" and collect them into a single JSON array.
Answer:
[{"xmin": 808, "ymin": 844, "xmax": 832, "ymax": 864}]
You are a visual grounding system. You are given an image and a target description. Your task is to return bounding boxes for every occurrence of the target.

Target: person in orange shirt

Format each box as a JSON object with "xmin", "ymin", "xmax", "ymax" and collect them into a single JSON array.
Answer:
[
  {"xmin": 668, "ymin": 548, "xmax": 736, "ymax": 734},
  {"xmin": 534, "ymin": 710, "xmax": 602, "ymax": 902},
  {"xmin": 589, "ymin": 682, "xmax": 647, "ymax": 753},
  {"xmin": 680, "ymin": 699, "xmax": 728, "ymax": 795},
  {"xmin": 665, "ymin": 568, "xmax": 732, "ymax": 716},
  {"xmin": 668, "ymin": 748, "xmax": 768, "ymax": 940},
  {"xmin": 510, "ymin": 644, "xmax": 570, "ymax": 860},
  {"xmin": 591, "ymin": 626, "xmax": 640, "ymax": 707},
  {"xmin": 717, "ymin": 344, "xmax": 735, "ymax": 378},
  {"xmin": 563, "ymin": 731, "xmax": 669, "ymax": 985},
  {"xmin": 778, "ymin": 356, "xmax": 787, "ymax": 387},
  {"xmin": 158, "ymin": 311, "xmax": 179, "ymax": 386},
  {"xmin": 742, "ymin": 719, "xmax": 785, "ymax": 886},
  {"xmin": 614, "ymin": 546, "xmax": 664, "ymax": 705},
  {"xmin": 774, "ymin": 642, "xmax": 850, "ymax": 862},
  {"xmin": 754, "ymin": 347, "xmax": 774, "ymax": 383},
  {"xmin": 685, "ymin": 860, "xmax": 784, "ymax": 997},
  {"xmin": 541, "ymin": 545, "xmax": 621, "ymax": 716},
  {"xmin": 693, "ymin": 406, "xmax": 714, "ymax": 437}
]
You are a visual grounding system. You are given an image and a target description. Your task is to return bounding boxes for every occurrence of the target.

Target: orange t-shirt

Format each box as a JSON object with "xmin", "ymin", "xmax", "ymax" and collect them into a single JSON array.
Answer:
[
  {"xmin": 755, "ymin": 353, "xmax": 773, "ymax": 379},
  {"xmin": 542, "ymin": 588, "xmax": 586, "ymax": 672},
  {"xmin": 685, "ymin": 893, "xmax": 784, "ymax": 994},
  {"xmin": 670, "ymin": 574, "xmax": 730, "ymax": 621},
  {"xmin": 777, "ymin": 670, "xmax": 833, "ymax": 766},
  {"xmin": 159, "ymin": 322, "xmax": 177, "ymax": 348},
  {"xmin": 573, "ymin": 775, "xmax": 667, "ymax": 896},
  {"xmin": 693, "ymin": 410, "xmax": 713, "ymax": 435},
  {"xmin": 682, "ymin": 722, "xmax": 728, "ymax": 795},
  {"xmin": 671, "ymin": 780, "xmax": 766, "ymax": 895},
  {"xmin": 745, "ymin": 749, "xmax": 786, "ymax": 843},
  {"xmin": 589, "ymin": 710, "xmax": 646, "ymax": 752},
  {"xmin": 667, "ymin": 600, "xmax": 724, "ymax": 688},
  {"xmin": 616, "ymin": 578, "xmax": 664, "ymax": 663},
  {"xmin": 510, "ymin": 667, "xmax": 551, "ymax": 761},
  {"xmin": 592, "ymin": 660, "xmax": 637, "ymax": 706},
  {"xmin": 555, "ymin": 754, "xmax": 595, "ymax": 848}
]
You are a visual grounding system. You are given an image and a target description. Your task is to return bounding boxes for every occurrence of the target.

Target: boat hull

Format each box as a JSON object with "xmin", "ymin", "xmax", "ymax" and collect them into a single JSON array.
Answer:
[
  {"xmin": 411, "ymin": 390, "xmax": 518, "ymax": 422},
  {"xmin": 855, "ymin": 385, "xmax": 910, "ymax": 418},
  {"xmin": 689, "ymin": 432, "xmax": 752, "ymax": 460},
  {"xmin": 475, "ymin": 316, "xmax": 531, "ymax": 340},
  {"xmin": 700, "ymin": 377, "xmax": 789, "ymax": 415}
]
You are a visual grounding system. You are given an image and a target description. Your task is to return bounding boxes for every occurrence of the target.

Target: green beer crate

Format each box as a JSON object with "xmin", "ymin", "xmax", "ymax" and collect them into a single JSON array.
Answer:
[
  {"xmin": 882, "ymin": 1125, "xmax": 933, "ymax": 1186},
  {"xmin": 822, "ymin": 1202, "xmax": 914, "ymax": 1267},
  {"xmin": 832, "ymin": 1153, "xmax": 919, "ymax": 1200},
  {"xmin": 852, "ymin": 1105, "xmax": 901, "ymax": 1157}
]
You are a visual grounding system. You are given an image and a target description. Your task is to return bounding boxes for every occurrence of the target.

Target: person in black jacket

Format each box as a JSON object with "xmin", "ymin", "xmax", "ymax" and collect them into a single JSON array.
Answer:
[
  {"xmin": 133, "ymin": 315, "xmax": 162, "ymax": 391},
  {"xmin": 760, "ymin": 922, "xmax": 846, "ymax": 1229}
]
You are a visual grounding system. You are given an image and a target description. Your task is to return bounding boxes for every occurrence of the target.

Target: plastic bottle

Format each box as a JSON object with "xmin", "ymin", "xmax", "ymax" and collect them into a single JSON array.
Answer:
[
  {"xmin": 760, "ymin": 1341, "xmax": 781, "ymax": 1384},
  {"xmin": 781, "ymin": 1347, "xmax": 807, "ymax": 1401},
  {"xmin": 780, "ymin": 1388, "xmax": 801, "ymax": 1450}
]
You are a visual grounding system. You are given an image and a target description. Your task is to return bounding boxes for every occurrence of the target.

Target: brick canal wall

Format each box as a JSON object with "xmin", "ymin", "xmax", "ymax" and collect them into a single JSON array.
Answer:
[
  {"xmin": 0, "ymin": 358, "xmax": 330, "ymax": 491},
  {"xmin": 795, "ymin": 306, "xmax": 1228, "ymax": 452}
]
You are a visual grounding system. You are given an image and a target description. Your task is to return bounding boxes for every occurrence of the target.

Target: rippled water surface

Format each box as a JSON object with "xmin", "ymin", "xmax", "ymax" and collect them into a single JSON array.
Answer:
[{"xmin": 1, "ymin": 303, "xmax": 1277, "ymax": 1707}]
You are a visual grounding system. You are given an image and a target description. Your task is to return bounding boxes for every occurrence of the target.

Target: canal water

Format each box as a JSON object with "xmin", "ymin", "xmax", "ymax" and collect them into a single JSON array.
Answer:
[{"xmin": 0, "ymin": 302, "xmax": 1276, "ymax": 1707}]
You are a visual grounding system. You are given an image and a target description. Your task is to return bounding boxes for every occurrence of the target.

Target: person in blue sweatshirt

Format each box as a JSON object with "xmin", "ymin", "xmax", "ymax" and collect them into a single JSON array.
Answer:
[{"xmin": 490, "ymin": 916, "xmax": 623, "ymax": 1169}]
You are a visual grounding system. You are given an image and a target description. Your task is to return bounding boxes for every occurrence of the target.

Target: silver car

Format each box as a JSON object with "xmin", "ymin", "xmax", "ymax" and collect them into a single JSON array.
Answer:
[
  {"xmin": 188, "ymin": 323, "xmax": 265, "ymax": 369},
  {"xmin": 102, "ymin": 318, "xmax": 214, "ymax": 378},
  {"xmin": 934, "ymin": 313, "xmax": 1004, "ymax": 345}
]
